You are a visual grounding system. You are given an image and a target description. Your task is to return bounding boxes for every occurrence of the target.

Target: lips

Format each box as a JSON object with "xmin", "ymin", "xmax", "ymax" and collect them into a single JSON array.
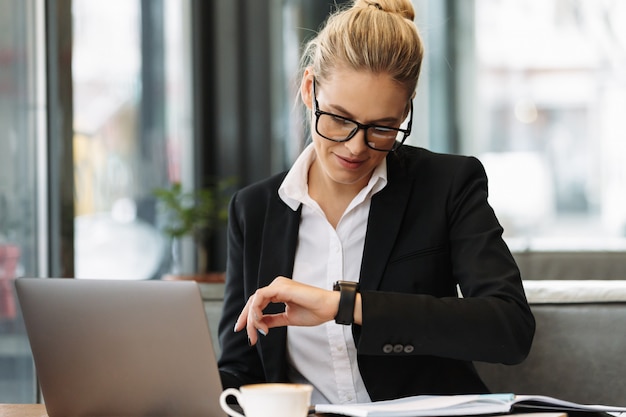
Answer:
[{"xmin": 335, "ymin": 154, "xmax": 365, "ymax": 170}]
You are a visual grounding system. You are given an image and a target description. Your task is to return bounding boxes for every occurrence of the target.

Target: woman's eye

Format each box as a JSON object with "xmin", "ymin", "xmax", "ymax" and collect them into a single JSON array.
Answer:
[
  {"xmin": 370, "ymin": 126, "xmax": 397, "ymax": 139},
  {"xmin": 331, "ymin": 115, "xmax": 351, "ymax": 125}
]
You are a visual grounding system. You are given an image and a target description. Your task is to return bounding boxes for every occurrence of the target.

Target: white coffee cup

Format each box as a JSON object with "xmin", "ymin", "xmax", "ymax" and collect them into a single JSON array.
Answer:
[{"xmin": 219, "ymin": 383, "xmax": 313, "ymax": 417}]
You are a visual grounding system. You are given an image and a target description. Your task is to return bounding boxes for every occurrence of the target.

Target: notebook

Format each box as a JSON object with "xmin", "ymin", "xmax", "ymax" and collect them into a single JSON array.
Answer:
[
  {"xmin": 315, "ymin": 393, "xmax": 626, "ymax": 417},
  {"xmin": 15, "ymin": 277, "xmax": 226, "ymax": 417}
]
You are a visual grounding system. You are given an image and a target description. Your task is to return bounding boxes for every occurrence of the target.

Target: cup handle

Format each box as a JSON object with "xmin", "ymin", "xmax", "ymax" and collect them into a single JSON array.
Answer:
[{"xmin": 219, "ymin": 388, "xmax": 246, "ymax": 417}]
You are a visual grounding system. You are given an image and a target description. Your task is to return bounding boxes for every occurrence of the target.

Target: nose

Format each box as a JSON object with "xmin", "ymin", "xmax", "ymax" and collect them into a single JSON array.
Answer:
[{"xmin": 344, "ymin": 127, "xmax": 369, "ymax": 155}]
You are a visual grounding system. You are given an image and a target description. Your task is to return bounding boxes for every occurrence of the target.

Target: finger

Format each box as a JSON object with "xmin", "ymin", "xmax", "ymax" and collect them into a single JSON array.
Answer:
[
  {"xmin": 240, "ymin": 282, "xmax": 287, "ymax": 344},
  {"xmin": 242, "ymin": 295, "xmax": 262, "ymax": 345},
  {"xmin": 261, "ymin": 313, "xmax": 289, "ymax": 329},
  {"xmin": 246, "ymin": 317, "xmax": 258, "ymax": 345},
  {"xmin": 233, "ymin": 306, "xmax": 247, "ymax": 332},
  {"xmin": 245, "ymin": 294, "xmax": 257, "ymax": 344},
  {"xmin": 245, "ymin": 310, "xmax": 270, "ymax": 345},
  {"xmin": 233, "ymin": 296, "xmax": 253, "ymax": 332},
  {"xmin": 250, "ymin": 303, "xmax": 270, "ymax": 337}
]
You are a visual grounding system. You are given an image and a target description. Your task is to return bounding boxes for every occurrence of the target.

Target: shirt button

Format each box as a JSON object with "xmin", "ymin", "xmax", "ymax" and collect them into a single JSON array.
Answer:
[
  {"xmin": 382, "ymin": 344, "xmax": 393, "ymax": 353},
  {"xmin": 393, "ymin": 344, "xmax": 404, "ymax": 353},
  {"xmin": 403, "ymin": 344, "xmax": 415, "ymax": 353}
]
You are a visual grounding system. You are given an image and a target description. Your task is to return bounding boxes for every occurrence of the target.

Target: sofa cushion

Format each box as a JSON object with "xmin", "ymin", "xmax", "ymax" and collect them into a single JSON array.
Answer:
[
  {"xmin": 523, "ymin": 280, "xmax": 626, "ymax": 304},
  {"xmin": 475, "ymin": 280, "xmax": 626, "ymax": 406},
  {"xmin": 513, "ymin": 251, "xmax": 626, "ymax": 280}
]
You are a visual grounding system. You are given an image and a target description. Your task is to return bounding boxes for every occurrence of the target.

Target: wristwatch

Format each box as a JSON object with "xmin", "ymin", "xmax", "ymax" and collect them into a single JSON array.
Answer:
[{"xmin": 333, "ymin": 280, "xmax": 359, "ymax": 325}]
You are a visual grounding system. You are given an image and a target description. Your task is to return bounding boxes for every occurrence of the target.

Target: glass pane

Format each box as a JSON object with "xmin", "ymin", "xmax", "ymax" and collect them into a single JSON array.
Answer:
[
  {"xmin": 473, "ymin": 0, "xmax": 626, "ymax": 251},
  {"xmin": 72, "ymin": 0, "xmax": 193, "ymax": 279},
  {"xmin": 0, "ymin": 0, "xmax": 41, "ymax": 403}
]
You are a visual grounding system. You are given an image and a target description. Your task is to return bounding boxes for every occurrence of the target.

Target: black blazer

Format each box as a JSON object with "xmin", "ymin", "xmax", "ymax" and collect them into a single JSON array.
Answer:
[{"xmin": 218, "ymin": 145, "xmax": 535, "ymax": 401}]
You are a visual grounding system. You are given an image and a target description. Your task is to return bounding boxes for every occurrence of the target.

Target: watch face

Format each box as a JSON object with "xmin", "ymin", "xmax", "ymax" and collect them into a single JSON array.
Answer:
[{"xmin": 334, "ymin": 281, "xmax": 359, "ymax": 290}]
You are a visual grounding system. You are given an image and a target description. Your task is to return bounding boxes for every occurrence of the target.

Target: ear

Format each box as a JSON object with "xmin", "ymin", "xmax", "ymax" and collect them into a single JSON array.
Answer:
[{"xmin": 300, "ymin": 68, "xmax": 315, "ymax": 110}]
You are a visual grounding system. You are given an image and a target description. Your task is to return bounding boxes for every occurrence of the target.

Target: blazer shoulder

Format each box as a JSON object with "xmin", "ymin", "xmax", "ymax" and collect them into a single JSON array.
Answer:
[
  {"xmin": 390, "ymin": 145, "xmax": 485, "ymax": 180},
  {"xmin": 230, "ymin": 171, "xmax": 289, "ymax": 212}
]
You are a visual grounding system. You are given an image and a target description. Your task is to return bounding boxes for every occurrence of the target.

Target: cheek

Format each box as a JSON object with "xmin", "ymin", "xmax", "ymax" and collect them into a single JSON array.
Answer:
[
  {"xmin": 368, "ymin": 151, "xmax": 387, "ymax": 167},
  {"xmin": 312, "ymin": 134, "xmax": 333, "ymax": 154},
  {"xmin": 311, "ymin": 135, "xmax": 323, "ymax": 154}
]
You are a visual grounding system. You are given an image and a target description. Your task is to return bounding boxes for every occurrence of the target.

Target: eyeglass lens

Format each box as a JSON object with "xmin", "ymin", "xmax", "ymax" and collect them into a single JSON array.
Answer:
[{"xmin": 316, "ymin": 114, "xmax": 401, "ymax": 151}]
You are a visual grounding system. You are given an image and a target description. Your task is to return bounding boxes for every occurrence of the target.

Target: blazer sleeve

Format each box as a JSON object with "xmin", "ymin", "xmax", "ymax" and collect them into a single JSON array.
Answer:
[{"xmin": 357, "ymin": 155, "xmax": 535, "ymax": 365}]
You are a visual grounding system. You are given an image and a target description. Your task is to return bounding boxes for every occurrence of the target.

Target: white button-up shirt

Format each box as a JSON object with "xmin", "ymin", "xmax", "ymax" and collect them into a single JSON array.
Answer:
[{"xmin": 278, "ymin": 144, "xmax": 387, "ymax": 405}]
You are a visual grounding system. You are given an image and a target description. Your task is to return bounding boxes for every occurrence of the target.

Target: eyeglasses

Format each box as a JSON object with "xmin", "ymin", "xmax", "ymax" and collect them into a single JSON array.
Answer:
[{"xmin": 312, "ymin": 79, "xmax": 413, "ymax": 152}]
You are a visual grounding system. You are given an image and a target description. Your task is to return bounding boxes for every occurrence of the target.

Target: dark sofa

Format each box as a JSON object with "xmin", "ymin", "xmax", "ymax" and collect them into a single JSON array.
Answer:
[{"xmin": 475, "ymin": 280, "xmax": 626, "ymax": 406}]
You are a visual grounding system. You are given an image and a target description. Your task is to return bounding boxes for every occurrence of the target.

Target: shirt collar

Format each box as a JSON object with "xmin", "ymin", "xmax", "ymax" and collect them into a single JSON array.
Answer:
[{"xmin": 278, "ymin": 143, "xmax": 388, "ymax": 211}]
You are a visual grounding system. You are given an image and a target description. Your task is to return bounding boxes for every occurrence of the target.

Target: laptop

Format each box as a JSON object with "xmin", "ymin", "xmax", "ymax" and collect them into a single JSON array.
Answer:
[{"xmin": 15, "ymin": 278, "xmax": 226, "ymax": 417}]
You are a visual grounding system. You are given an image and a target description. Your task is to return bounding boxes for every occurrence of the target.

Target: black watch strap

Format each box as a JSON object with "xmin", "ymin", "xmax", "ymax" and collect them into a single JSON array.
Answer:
[{"xmin": 333, "ymin": 281, "xmax": 359, "ymax": 325}]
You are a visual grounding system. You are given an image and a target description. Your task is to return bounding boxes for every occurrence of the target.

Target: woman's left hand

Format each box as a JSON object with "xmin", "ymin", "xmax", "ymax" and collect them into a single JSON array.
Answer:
[{"xmin": 233, "ymin": 277, "xmax": 340, "ymax": 345}]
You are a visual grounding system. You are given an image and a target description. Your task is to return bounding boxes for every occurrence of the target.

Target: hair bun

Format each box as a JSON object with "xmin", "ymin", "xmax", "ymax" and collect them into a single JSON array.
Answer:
[{"xmin": 353, "ymin": 0, "xmax": 415, "ymax": 21}]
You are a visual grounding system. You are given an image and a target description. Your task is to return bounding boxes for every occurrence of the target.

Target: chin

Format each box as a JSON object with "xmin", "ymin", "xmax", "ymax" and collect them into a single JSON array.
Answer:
[{"xmin": 331, "ymin": 172, "xmax": 370, "ymax": 186}]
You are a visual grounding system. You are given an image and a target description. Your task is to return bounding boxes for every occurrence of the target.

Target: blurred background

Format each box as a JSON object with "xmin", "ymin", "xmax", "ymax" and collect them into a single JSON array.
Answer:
[{"xmin": 1, "ymin": 0, "xmax": 625, "ymax": 403}]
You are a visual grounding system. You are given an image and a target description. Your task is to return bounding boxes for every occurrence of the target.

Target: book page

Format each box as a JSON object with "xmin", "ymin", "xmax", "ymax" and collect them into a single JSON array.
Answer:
[{"xmin": 314, "ymin": 393, "xmax": 626, "ymax": 417}]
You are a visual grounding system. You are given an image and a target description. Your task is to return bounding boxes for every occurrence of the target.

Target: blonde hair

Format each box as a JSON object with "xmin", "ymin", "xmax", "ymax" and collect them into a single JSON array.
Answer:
[{"xmin": 301, "ymin": 0, "xmax": 424, "ymax": 99}]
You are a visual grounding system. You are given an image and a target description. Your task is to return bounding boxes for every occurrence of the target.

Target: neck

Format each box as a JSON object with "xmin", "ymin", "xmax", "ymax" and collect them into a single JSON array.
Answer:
[{"xmin": 307, "ymin": 161, "xmax": 371, "ymax": 228}]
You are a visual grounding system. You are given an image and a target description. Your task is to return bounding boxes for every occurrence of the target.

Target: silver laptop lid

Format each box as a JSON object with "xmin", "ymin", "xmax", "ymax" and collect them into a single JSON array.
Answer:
[{"xmin": 16, "ymin": 278, "xmax": 225, "ymax": 417}]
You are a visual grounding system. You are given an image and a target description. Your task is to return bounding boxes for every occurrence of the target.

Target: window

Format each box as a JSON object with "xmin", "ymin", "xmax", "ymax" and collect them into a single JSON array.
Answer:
[
  {"xmin": 471, "ymin": 0, "xmax": 626, "ymax": 253},
  {"xmin": 72, "ymin": 0, "xmax": 195, "ymax": 279},
  {"xmin": 0, "ymin": 0, "xmax": 45, "ymax": 403},
  {"xmin": 0, "ymin": 0, "xmax": 197, "ymax": 402}
]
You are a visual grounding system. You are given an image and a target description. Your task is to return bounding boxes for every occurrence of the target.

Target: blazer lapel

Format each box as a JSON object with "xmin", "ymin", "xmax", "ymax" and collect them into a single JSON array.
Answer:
[
  {"xmin": 257, "ymin": 194, "xmax": 301, "ymax": 289},
  {"xmin": 359, "ymin": 154, "xmax": 414, "ymax": 291}
]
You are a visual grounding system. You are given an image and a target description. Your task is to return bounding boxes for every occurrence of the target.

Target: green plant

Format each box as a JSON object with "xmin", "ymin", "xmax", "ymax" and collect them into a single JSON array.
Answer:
[{"xmin": 153, "ymin": 179, "xmax": 234, "ymax": 272}]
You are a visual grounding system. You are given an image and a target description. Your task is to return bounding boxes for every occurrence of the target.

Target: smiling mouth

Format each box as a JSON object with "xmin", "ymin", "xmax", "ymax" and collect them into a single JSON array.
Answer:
[{"xmin": 336, "ymin": 154, "xmax": 365, "ymax": 169}]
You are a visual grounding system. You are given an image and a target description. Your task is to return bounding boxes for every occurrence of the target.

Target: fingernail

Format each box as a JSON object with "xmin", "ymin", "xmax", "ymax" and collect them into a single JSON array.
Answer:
[
  {"xmin": 247, "ymin": 337, "xmax": 252, "ymax": 346},
  {"xmin": 233, "ymin": 322, "xmax": 238, "ymax": 332},
  {"xmin": 258, "ymin": 329, "xmax": 267, "ymax": 337}
]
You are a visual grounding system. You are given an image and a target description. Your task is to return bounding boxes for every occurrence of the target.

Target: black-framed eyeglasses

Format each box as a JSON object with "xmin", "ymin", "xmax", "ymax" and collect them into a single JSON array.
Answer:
[{"xmin": 312, "ymin": 79, "xmax": 413, "ymax": 152}]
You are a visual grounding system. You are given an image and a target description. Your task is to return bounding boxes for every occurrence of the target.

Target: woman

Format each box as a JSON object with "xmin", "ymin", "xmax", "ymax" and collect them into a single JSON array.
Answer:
[{"xmin": 217, "ymin": 0, "xmax": 535, "ymax": 405}]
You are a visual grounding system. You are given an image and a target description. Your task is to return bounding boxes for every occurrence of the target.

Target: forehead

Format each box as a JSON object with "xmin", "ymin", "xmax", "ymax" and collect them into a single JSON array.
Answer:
[{"xmin": 317, "ymin": 70, "xmax": 409, "ymax": 118}]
